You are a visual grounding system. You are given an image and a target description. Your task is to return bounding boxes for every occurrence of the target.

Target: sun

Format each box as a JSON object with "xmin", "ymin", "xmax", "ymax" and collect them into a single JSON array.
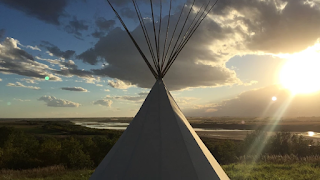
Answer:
[{"xmin": 279, "ymin": 51, "xmax": 320, "ymax": 94}]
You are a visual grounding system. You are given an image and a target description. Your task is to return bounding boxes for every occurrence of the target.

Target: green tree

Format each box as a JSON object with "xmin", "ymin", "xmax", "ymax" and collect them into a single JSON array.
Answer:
[{"xmin": 61, "ymin": 137, "xmax": 93, "ymax": 169}]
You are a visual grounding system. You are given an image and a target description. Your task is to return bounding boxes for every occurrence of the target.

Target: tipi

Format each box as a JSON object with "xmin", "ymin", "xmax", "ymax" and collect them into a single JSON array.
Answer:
[{"xmin": 90, "ymin": 0, "xmax": 229, "ymax": 179}]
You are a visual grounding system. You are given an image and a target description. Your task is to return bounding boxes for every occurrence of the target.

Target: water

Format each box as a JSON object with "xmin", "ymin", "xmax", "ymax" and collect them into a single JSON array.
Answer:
[{"xmin": 73, "ymin": 121, "xmax": 320, "ymax": 140}]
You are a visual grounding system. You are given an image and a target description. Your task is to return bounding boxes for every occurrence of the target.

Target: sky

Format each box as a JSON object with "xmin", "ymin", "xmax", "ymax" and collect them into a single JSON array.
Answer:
[{"xmin": 0, "ymin": 0, "xmax": 320, "ymax": 118}]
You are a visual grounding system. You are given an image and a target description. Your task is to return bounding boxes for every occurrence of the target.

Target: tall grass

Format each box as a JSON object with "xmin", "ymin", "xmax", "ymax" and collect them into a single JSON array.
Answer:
[
  {"xmin": 223, "ymin": 163, "xmax": 320, "ymax": 180},
  {"xmin": 238, "ymin": 154, "xmax": 320, "ymax": 164}
]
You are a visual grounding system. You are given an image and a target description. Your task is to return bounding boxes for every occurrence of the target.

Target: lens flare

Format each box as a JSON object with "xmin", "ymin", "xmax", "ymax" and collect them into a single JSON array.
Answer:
[{"xmin": 308, "ymin": 131, "xmax": 315, "ymax": 136}]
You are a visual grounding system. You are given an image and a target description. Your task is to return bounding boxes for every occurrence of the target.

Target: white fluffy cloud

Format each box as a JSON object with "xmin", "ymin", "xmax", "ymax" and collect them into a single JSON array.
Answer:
[
  {"xmin": 7, "ymin": 82, "xmax": 40, "ymax": 90},
  {"xmin": 108, "ymin": 79, "xmax": 133, "ymax": 89},
  {"xmin": 93, "ymin": 99, "xmax": 113, "ymax": 107},
  {"xmin": 0, "ymin": 37, "xmax": 98, "ymax": 83},
  {"xmin": 0, "ymin": 37, "xmax": 62, "ymax": 81},
  {"xmin": 38, "ymin": 95, "xmax": 80, "ymax": 107},
  {"xmin": 26, "ymin": 45, "xmax": 41, "ymax": 51}
]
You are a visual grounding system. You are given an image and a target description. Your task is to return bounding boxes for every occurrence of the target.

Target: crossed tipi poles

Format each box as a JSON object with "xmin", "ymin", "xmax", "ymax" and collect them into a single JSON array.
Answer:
[{"xmin": 90, "ymin": 0, "xmax": 229, "ymax": 179}]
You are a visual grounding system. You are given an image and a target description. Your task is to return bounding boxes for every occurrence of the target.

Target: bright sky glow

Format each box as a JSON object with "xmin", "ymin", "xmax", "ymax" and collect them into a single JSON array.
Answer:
[
  {"xmin": 272, "ymin": 96, "xmax": 277, "ymax": 101},
  {"xmin": 279, "ymin": 45, "xmax": 320, "ymax": 94}
]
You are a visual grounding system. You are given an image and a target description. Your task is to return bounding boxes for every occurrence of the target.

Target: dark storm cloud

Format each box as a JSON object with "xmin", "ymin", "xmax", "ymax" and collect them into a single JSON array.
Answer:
[
  {"xmin": 61, "ymin": 87, "xmax": 88, "ymax": 92},
  {"xmin": 80, "ymin": 10, "xmax": 239, "ymax": 90},
  {"xmin": 65, "ymin": 16, "xmax": 89, "ymax": 37},
  {"xmin": 91, "ymin": 17, "xmax": 115, "ymax": 38},
  {"xmin": 212, "ymin": 0, "xmax": 320, "ymax": 54},
  {"xmin": 91, "ymin": 31, "xmax": 105, "ymax": 38},
  {"xmin": 76, "ymin": 0, "xmax": 320, "ymax": 90},
  {"xmin": 95, "ymin": 17, "xmax": 115, "ymax": 31},
  {"xmin": 120, "ymin": 8, "xmax": 138, "ymax": 21},
  {"xmin": 108, "ymin": 0, "xmax": 150, "ymax": 6},
  {"xmin": 41, "ymin": 41, "xmax": 75, "ymax": 59},
  {"xmin": 53, "ymin": 64, "xmax": 94, "ymax": 79},
  {"xmin": 76, "ymin": 48, "xmax": 99, "ymax": 65},
  {"xmin": 38, "ymin": 95, "xmax": 80, "ymax": 107},
  {"xmin": 0, "ymin": 0, "xmax": 68, "ymax": 25}
]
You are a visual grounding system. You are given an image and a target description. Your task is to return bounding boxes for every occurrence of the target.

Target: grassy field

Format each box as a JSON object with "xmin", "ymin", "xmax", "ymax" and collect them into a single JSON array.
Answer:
[
  {"xmin": 1, "ymin": 119, "xmax": 320, "ymax": 179},
  {"xmin": 1, "ymin": 163, "xmax": 320, "ymax": 180},
  {"xmin": 223, "ymin": 163, "xmax": 320, "ymax": 180},
  {"xmin": 0, "ymin": 166, "xmax": 93, "ymax": 180}
]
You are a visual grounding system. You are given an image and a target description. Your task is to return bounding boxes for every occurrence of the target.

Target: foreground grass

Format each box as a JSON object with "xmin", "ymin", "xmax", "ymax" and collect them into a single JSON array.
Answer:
[
  {"xmin": 0, "ymin": 166, "xmax": 93, "ymax": 180},
  {"xmin": 222, "ymin": 163, "xmax": 320, "ymax": 180},
  {"xmin": 1, "ymin": 163, "xmax": 320, "ymax": 180}
]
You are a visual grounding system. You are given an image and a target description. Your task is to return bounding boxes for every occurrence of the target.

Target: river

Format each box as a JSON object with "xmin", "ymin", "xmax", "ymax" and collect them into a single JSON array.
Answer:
[{"xmin": 73, "ymin": 121, "xmax": 320, "ymax": 141}]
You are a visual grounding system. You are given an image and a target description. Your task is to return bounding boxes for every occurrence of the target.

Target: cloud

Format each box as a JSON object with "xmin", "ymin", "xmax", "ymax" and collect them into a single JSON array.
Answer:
[
  {"xmin": 7, "ymin": 82, "xmax": 40, "ymax": 90},
  {"xmin": 0, "ymin": 38, "xmax": 62, "ymax": 81},
  {"xmin": 26, "ymin": 45, "xmax": 41, "ymax": 51},
  {"xmin": 77, "ymin": 0, "xmax": 320, "ymax": 90},
  {"xmin": 53, "ymin": 67, "xmax": 94, "ymax": 80},
  {"xmin": 0, "ymin": 0, "xmax": 68, "ymax": 25},
  {"xmin": 91, "ymin": 17, "xmax": 115, "ymax": 38},
  {"xmin": 13, "ymin": 98, "xmax": 31, "ymax": 102},
  {"xmin": 76, "ymin": 48, "xmax": 99, "ymax": 65},
  {"xmin": 0, "ymin": 78, "xmax": 2, "ymax": 81},
  {"xmin": 80, "ymin": 10, "xmax": 241, "ymax": 90},
  {"xmin": 175, "ymin": 97, "xmax": 199, "ymax": 105},
  {"xmin": 40, "ymin": 41, "xmax": 75, "ymax": 59},
  {"xmin": 84, "ymin": 77, "xmax": 100, "ymax": 84},
  {"xmin": 213, "ymin": 0, "xmax": 320, "ymax": 54},
  {"xmin": 64, "ymin": 16, "xmax": 89, "ymax": 37},
  {"xmin": 104, "ymin": 89, "xmax": 110, "ymax": 92},
  {"xmin": 108, "ymin": 79, "xmax": 133, "ymax": 89},
  {"xmin": 38, "ymin": 95, "xmax": 80, "ymax": 107},
  {"xmin": 243, "ymin": 80, "xmax": 258, "ymax": 86},
  {"xmin": 96, "ymin": 84, "xmax": 103, "ymax": 87},
  {"xmin": 20, "ymin": 78, "xmax": 37, "ymax": 84},
  {"xmin": 95, "ymin": 17, "xmax": 115, "ymax": 31},
  {"xmin": 120, "ymin": 8, "xmax": 138, "ymax": 21},
  {"xmin": 107, "ymin": 0, "xmax": 149, "ymax": 6},
  {"xmin": 61, "ymin": 87, "xmax": 88, "ymax": 92},
  {"xmin": 93, "ymin": 99, "xmax": 113, "ymax": 107},
  {"xmin": 91, "ymin": 31, "xmax": 105, "ymax": 39},
  {"xmin": 106, "ymin": 92, "xmax": 148, "ymax": 102},
  {"xmin": 185, "ymin": 85, "xmax": 320, "ymax": 117},
  {"xmin": 33, "ymin": 56, "xmax": 95, "ymax": 81}
]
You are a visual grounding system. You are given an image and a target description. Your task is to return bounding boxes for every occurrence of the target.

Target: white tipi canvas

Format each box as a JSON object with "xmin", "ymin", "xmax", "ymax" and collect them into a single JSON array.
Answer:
[{"xmin": 90, "ymin": 80, "xmax": 229, "ymax": 180}]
